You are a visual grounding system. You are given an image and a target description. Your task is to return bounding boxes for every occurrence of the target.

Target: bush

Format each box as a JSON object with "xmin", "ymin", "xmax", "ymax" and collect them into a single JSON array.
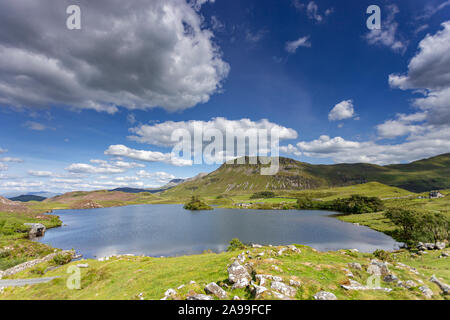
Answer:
[
  {"xmin": 373, "ymin": 249, "xmax": 392, "ymax": 262},
  {"xmin": 250, "ymin": 191, "xmax": 275, "ymax": 199},
  {"xmin": 30, "ymin": 265, "xmax": 46, "ymax": 275},
  {"xmin": 183, "ymin": 196, "xmax": 213, "ymax": 211},
  {"xmin": 227, "ymin": 238, "xmax": 246, "ymax": 251},
  {"xmin": 384, "ymin": 208, "xmax": 449, "ymax": 245},
  {"xmin": 297, "ymin": 195, "xmax": 384, "ymax": 214},
  {"xmin": 52, "ymin": 253, "xmax": 72, "ymax": 265}
]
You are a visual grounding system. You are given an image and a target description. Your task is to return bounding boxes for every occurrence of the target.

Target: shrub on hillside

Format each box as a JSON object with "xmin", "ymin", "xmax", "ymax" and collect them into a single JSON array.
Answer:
[
  {"xmin": 227, "ymin": 238, "xmax": 246, "ymax": 251},
  {"xmin": 52, "ymin": 253, "xmax": 72, "ymax": 265},
  {"xmin": 297, "ymin": 195, "xmax": 384, "ymax": 214},
  {"xmin": 250, "ymin": 191, "xmax": 275, "ymax": 199},
  {"xmin": 384, "ymin": 208, "xmax": 449, "ymax": 244}
]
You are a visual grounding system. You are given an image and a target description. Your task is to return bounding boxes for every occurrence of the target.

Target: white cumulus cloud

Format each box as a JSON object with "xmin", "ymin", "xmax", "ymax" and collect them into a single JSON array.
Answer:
[{"xmin": 328, "ymin": 100, "xmax": 355, "ymax": 121}]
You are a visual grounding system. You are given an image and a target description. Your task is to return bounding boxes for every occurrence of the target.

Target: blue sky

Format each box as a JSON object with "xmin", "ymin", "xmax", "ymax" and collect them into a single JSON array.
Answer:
[{"xmin": 0, "ymin": 0, "xmax": 449, "ymax": 195}]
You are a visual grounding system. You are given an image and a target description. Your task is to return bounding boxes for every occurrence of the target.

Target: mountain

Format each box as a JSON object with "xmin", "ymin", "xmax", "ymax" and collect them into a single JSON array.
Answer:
[
  {"xmin": 26, "ymin": 191, "xmax": 60, "ymax": 198},
  {"xmin": 9, "ymin": 195, "xmax": 46, "ymax": 202},
  {"xmin": 162, "ymin": 153, "xmax": 450, "ymax": 196},
  {"xmin": 0, "ymin": 191, "xmax": 60, "ymax": 198},
  {"xmin": 109, "ymin": 187, "xmax": 150, "ymax": 194},
  {"xmin": 108, "ymin": 176, "xmax": 200, "ymax": 194}
]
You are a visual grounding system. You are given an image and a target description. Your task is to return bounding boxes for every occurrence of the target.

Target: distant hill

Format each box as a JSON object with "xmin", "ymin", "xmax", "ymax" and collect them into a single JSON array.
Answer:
[
  {"xmin": 109, "ymin": 187, "xmax": 150, "ymax": 194},
  {"xmin": 162, "ymin": 153, "xmax": 450, "ymax": 196},
  {"xmin": 0, "ymin": 196, "xmax": 31, "ymax": 213},
  {"xmin": 9, "ymin": 195, "xmax": 46, "ymax": 202},
  {"xmin": 109, "ymin": 178, "xmax": 191, "ymax": 194},
  {"xmin": 44, "ymin": 190, "xmax": 159, "ymax": 209}
]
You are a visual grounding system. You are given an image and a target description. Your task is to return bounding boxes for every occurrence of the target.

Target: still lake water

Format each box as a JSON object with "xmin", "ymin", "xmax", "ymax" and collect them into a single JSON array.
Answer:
[{"xmin": 39, "ymin": 204, "xmax": 400, "ymax": 258}]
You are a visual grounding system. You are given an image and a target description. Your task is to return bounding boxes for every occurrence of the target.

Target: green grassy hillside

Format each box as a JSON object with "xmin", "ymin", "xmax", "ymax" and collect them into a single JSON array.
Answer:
[
  {"xmin": 2, "ymin": 244, "xmax": 448, "ymax": 300},
  {"xmin": 162, "ymin": 154, "xmax": 450, "ymax": 197}
]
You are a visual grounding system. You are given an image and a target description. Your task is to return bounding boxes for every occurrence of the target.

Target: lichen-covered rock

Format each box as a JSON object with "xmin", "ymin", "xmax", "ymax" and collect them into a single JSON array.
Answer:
[
  {"xmin": 383, "ymin": 274, "xmax": 398, "ymax": 283},
  {"xmin": 227, "ymin": 261, "xmax": 251, "ymax": 289},
  {"xmin": 419, "ymin": 286, "xmax": 434, "ymax": 298},
  {"xmin": 24, "ymin": 223, "xmax": 46, "ymax": 239},
  {"xmin": 435, "ymin": 242, "xmax": 446, "ymax": 250},
  {"xmin": 289, "ymin": 279, "xmax": 301, "ymax": 287},
  {"xmin": 348, "ymin": 262, "xmax": 362, "ymax": 270},
  {"xmin": 251, "ymin": 281, "xmax": 268, "ymax": 299},
  {"xmin": 270, "ymin": 281, "xmax": 297, "ymax": 297},
  {"xmin": 367, "ymin": 260, "xmax": 390, "ymax": 276},
  {"xmin": 164, "ymin": 288, "xmax": 176, "ymax": 297},
  {"xmin": 430, "ymin": 275, "xmax": 449, "ymax": 295},
  {"xmin": 402, "ymin": 280, "xmax": 417, "ymax": 289},
  {"xmin": 204, "ymin": 282, "xmax": 227, "ymax": 299},
  {"xmin": 236, "ymin": 253, "xmax": 246, "ymax": 264},
  {"xmin": 187, "ymin": 294, "xmax": 214, "ymax": 300},
  {"xmin": 255, "ymin": 274, "xmax": 282, "ymax": 286},
  {"xmin": 314, "ymin": 291, "xmax": 337, "ymax": 300},
  {"xmin": 287, "ymin": 245, "xmax": 301, "ymax": 253}
]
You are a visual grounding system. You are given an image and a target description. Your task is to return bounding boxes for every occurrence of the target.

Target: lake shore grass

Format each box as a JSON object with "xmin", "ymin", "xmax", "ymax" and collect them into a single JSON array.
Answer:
[{"xmin": 1, "ymin": 244, "xmax": 448, "ymax": 300}]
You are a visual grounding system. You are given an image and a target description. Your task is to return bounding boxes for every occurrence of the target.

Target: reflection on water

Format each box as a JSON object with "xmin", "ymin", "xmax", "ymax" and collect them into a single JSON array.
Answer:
[{"xmin": 39, "ymin": 204, "xmax": 400, "ymax": 258}]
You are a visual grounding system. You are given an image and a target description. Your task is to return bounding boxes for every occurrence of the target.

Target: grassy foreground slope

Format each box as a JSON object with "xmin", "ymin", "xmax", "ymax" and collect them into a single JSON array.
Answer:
[
  {"xmin": 161, "ymin": 154, "xmax": 450, "ymax": 197},
  {"xmin": 1, "ymin": 244, "xmax": 448, "ymax": 300}
]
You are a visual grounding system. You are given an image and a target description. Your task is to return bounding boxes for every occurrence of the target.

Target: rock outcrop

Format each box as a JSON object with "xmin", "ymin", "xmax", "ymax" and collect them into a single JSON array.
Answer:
[
  {"xmin": 430, "ymin": 275, "xmax": 449, "ymax": 295},
  {"xmin": 314, "ymin": 291, "xmax": 337, "ymax": 300},
  {"xmin": 204, "ymin": 282, "xmax": 227, "ymax": 299},
  {"xmin": 227, "ymin": 261, "xmax": 251, "ymax": 289},
  {"xmin": 24, "ymin": 223, "xmax": 46, "ymax": 239}
]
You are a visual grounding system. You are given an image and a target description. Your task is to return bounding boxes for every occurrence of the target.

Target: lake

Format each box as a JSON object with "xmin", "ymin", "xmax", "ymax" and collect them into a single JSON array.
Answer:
[{"xmin": 39, "ymin": 204, "xmax": 400, "ymax": 258}]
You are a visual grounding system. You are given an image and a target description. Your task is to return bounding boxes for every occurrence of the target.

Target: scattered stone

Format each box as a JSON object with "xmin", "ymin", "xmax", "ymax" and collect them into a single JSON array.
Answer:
[
  {"xmin": 189, "ymin": 280, "xmax": 196, "ymax": 284},
  {"xmin": 348, "ymin": 262, "xmax": 362, "ymax": 270},
  {"xmin": 271, "ymin": 291, "xmax": 291, "ymax": 300},
  {"xmin": 204, "ymin": 282, "xmax": 227, "ymax": 299},
  {"xmin": 396, "ymin": 263, "xmax": 420, "ymax": 275},
  {"xmin": 435, "ymin": 242, "xmax": 446, "ymax": 250},
  {"xmin": 270, "ymin": 281, "xmax": 297, "ymax": 297},
  {"xmin": 287, "ymin": 245, "xmax": 301, "ymax": 253},
  {"xmin": 236, "ymin": 253, "xmax": 246, "ymax": 264},
  {"xmin": 177, "ymin": 284, "xmax": 185, "ymax": 290},
  {"xmin": 430, "ymin": 275, "xmax": 449, "ymax": 295},
  {"xmin": 341, "ymin": 279, "xmax": 392, "ymax": 292},
  {"xmin": 251, "ymin": 281, "xmax": 268, "ymax": 299},
  {"xmin": 314, "ymin": 291, "xmax": 337, "ymax": 300},
  {"xmin": 402, "ymin": 280, "xmax": 417, "ymax": 289},
  {"xmin": 233, "ymin": 296, "xmax": 240, "ymax": 300},
  {"xmin": 289, "ymin": 279, "xmax": 301, "ymax": 287},
  {"xmin": 257, "ymin": 252, "xmax": 265, "ymax": 257},
  {"xmin": 440, "ymin": 252, "xmax": 449, "ymax": 258},
  {"xmin": 277, "ymin": 248, "xmax": 287, "ymax": 256},
  {"xmin": 383, "ymin": 274, "xmax": 398, "ymax": 283},
  {"xmin": 417, "ymin": 241, "xmax": 447, "ymax": 251},
  {"xmin": 227, "ymin": 261, "xmax": 251, "ymax": 289},
  {"xmin": 187, "ymin": 294, "xmax": 214, "ymax": 300},
  {"xmin": 367, "ymin": 259, "xmax": 390, "ymax": 277},
  {"xmin": 164, "ymin": 288, "xmax": 176, "ymax": 297},
  {"xmin": 252, "ymin": 244, "xmax": 263, "ymax": 248},
  {"xmin": 76, "ymin": 263, "xmax": 89, "ymax": 268},
  {"xmin": 271, "ymin": 265, "xmax": 282, "ymax": 272},
  {"xmin": 419, "ymin": 286, "xmax": 434, "ymax": 298},
  {"xmin": 255, "ymin": 274, "xmax": 283, "ymax": 286}
]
